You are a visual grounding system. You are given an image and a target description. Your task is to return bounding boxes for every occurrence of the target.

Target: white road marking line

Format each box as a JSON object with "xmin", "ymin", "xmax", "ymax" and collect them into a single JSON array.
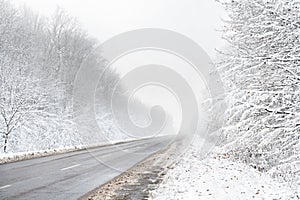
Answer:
[
  {"xmin": 0, "ymin": 185, "xmax": 11, "ymax": 190},
  {"xmin": 60, "ymin": 164, "xmax": 81, "ymax": 171}
]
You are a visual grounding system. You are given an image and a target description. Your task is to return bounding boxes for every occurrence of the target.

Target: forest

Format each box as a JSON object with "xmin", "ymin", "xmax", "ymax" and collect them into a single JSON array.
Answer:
[{"xmin": 0, "ymin": 0, "xmax": 123, "ymax": 153}]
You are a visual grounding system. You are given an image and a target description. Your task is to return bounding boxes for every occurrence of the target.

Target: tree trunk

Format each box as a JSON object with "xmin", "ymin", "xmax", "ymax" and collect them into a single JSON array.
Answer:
[{"xmin": 3, "ymin": 134, "xmax": 8, "ymax": 153}]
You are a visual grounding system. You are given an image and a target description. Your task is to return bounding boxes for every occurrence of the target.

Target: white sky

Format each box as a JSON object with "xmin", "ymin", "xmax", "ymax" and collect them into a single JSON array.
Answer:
[{"xmin": 15, "ymin": 0, "xmax": 226, "ymax": 58}]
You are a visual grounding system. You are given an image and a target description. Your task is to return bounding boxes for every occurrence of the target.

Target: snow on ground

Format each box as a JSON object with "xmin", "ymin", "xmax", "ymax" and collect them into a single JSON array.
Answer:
[
  {"xmin": 150, "ymin": 139, "xmax": 298, "ymax": 200},
  {"xmin": 0, "ymin": 146, "xmax": 85, "ymax": 164}
]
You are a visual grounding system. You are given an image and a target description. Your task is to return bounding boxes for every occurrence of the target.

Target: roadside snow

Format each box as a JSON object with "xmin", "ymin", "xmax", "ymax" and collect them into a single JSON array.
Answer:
[
  {"xmin": 0, "ymin": 145, "xmax": 85, "ymax": 164},
  {"xmin": 0, "ymin": 137, "xmax": 153, "ymax": 164},
  {"xmin": 150, "ymin": 139, "xmax": 298, "ymax": 200}
]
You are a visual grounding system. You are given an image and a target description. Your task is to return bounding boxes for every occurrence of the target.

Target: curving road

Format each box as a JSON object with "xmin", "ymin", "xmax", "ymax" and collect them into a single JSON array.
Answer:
[{"xmin": 0, "ymin": 136, "xmax": 173, "ymax": 200}]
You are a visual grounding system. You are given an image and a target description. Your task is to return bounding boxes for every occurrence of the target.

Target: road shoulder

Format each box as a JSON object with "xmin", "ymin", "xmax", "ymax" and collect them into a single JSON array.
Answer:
[{"xmin": 80, "ymin": 142, "xmax": 178, "ymax": 200}]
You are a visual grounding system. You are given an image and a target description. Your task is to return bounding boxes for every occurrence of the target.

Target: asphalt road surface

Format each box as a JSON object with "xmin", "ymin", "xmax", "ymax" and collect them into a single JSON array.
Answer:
[{"xmin": 0, "ymin": 136, "xmax": 173, "ymax": 200}]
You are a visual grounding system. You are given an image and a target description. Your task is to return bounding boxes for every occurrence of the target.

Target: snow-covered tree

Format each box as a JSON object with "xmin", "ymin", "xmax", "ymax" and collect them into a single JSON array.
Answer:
[
  {"xmin": 0, "ymin": 0, "xmax": 131, "ymax": 153},
  {"xmin": 218, "ymin": 0, "xmax": 300, "ymax": 184},
  {"xmin": 0, "ymin": 70, "xmax": 47, "ymax": 152},
  {"xmin": 0, "ymin": 0, "xmax": 48, "ymax": 152}
]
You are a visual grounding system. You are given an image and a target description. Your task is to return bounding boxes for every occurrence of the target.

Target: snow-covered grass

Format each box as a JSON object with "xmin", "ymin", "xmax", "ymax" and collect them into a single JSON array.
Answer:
[{"xmin": 150, "ymin": 137, "xmax": 299, "ymax": 200}]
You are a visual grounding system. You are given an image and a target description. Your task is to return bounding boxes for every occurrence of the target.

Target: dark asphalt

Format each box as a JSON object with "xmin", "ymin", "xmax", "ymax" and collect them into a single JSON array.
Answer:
[{"xmin": 0, "ymin": 136, "xmax": 173, "ymax": 200}]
